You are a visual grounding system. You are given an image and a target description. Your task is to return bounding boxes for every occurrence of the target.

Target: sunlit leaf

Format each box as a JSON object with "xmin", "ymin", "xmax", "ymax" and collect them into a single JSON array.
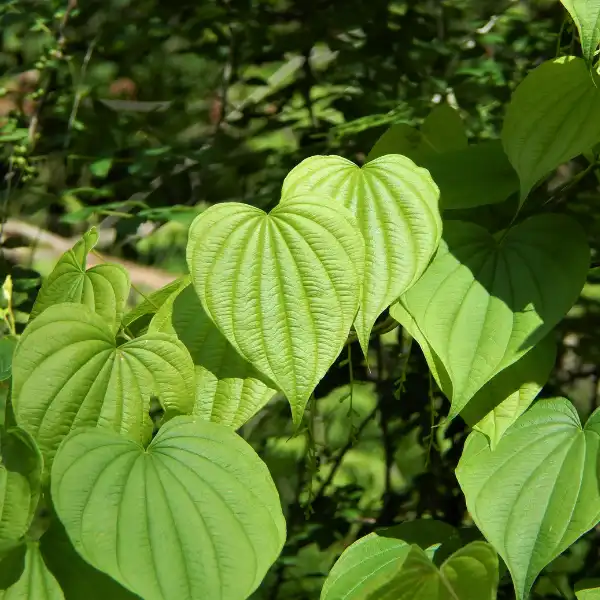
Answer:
[
  {"xmin": 186, "ymin": 197, "xmax": 364, "ymax": 424},
  {"xmin": 321, "ymin": 529, "xmax": 498, "ymax": 600},
  {"xmin": 12, "ymin": 303, "xmax": 195, "ymax": 468},
  {"xmin": 281, "ymin": 155, "xmax": 441, "ymax": 354},
  {"xmin": 401, "ymin": 214, "xmax": 588, "ymax": 416},
  {"xmin": 502, "ymin": 56, "xmax": 600, "ymax": 203},
  {"xmin": 0, "ymin": 543, "xmax": 64, "ymax": 600},
  {"xmin": 560, "ymin": 1, "xmax": 600, "ymax": 64},
  {"xmin": 0, "ymin": 428, "xmax": 42, "ymax": 544},
  {"xmin": 30, "ymin": 228, "xmax": 129, "ymax": 333},
  {"xmin": 457, "ymin": 398, "xmax": 600, "ymax": 600},
  {"xmin": 52, "ymin": 416, "xmax": 286, "ymax": 600},
  {"xmin": 576, "ymin": 579, "xmax": 600, "ymax": 599},
  {"xmin": 150, "ymin": 281, "xmax": 278, "ymax": 429}
]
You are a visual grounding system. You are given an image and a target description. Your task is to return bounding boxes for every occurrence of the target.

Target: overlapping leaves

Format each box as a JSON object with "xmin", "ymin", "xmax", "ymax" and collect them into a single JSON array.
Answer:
[
  {"xmin": 281, "ymin": 154, "xmax": 441, "ymax": 353},
  {"xmin": 186, "ymin": 197, "xmax": 364, "ymax": 424}
]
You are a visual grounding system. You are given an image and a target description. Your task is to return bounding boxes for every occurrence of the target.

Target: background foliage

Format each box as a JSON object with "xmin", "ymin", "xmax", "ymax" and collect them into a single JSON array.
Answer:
[{"xmin": 2, "ymin": 0, "xmax": 600, "ymax": 598}]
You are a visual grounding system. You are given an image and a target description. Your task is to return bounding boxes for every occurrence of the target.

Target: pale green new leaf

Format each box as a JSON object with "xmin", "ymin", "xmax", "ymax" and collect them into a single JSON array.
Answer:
[
  {"xmin": 321, "ymin": 531, "xmax": 498, "ymax": 600},
  {"xmin": 186, "ymin": 197, "xmax": 364, "ymax": 424},
  {"xmin": 0, "ymin": 543, "xmax": 64, "ymax": 600},
  {"xmin": 281, "ymin": 155, "xmax": 441, "ymax": 354},
  {"xmin": 502, "ymin": 56, "xmax": 600, "ymax": 203},
  {"xmin": 576, "ymin": 579, "xmax": 600, "ymax": 599},
  {"xmin": 150, "ymin": 281, "xmax": 278, "ymax": 429},
  {"xmin": 30, "ymin": 228, "xmax": 130, "ymax": 333},
  {"xmin": 561, "ymin": 1, "xmax": 600, "ymax": 64},
  {"xmin": 0, "ymin": 428, "xmax": 43, "ymax": 544},
  {"xmin": 51, "ymin": 416, "xmax": 286, "ymax": 600},
  {"xmin": 12, "ymin": 303, "xmax": 195, "ymax": 467},
  {"xmin": 402, "ymin": 214, "xmax": 589, "ymax": 417},
  {"xmin": 457, "ymin": 398, "xmax": 600, "ymax": 600}
]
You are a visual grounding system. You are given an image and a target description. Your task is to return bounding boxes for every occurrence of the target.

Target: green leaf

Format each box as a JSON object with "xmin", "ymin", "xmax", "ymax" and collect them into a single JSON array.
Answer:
[
  {"xmin": 0, "ymin": 428, "xmax": 43, "ymax": 544},
  {"xmin": 502, "ymin": 56, "xmax": 600, "ymax": 203},
  {"xmin": 401, "ymin": 214, "xmax": 589, "ymax": 417},
  {"xmin": 281, "ymin": 155, "xmax": 442, "ymax": 354},
  {"xmin": 576, "ymin": 579, "xmax": 600, "ymax": 599},
  {"xmin": 30, "ymin": 229, "xmax": 130, "ymax": 333},
  {"xmin": 51, "ymin": 416, "xmax": 286, "ymax": 600},
  {"xmin": 0, "ymin": 338, "xmax": 17, "ymax": 382},
  {"xmin": 89, "ymin": 158, "xmax": 113, "ymax": 178},
  {"xmin": 456, "ymin": 398, "xmax": 600, "ymax": 600},
  {"xmin": 460, "ymin": 335, "xmax": 557, "ymax": 448},
  {"xmin": 0, "ymin": 543, "xmax": 64, "ymax": 600},
  {"xmin": 417, "ymin": 141, "xmax": 519, "ymax": 210},
  {"xmin": 40, "ymin": 517, "xmax": 141, "ymax": 600},
  {"xmin": 560, "ymin": 1, "xmax": 600, "ymax": 64},
  {"xmin": 150, "ymin": 281, "xmax": 278, "ymax": 429},
  {"xmin": 186, "ymin": 197, "xmax": 364, "ymax": 424},
  {"xmin": 320, "ymin": 532, "xmax": 498, "ymax": 600},
  {"xmin": 420, "ymin": 104, "xmax": 468, "ymax": 154},
  {"xmin": 122, "ymin": 276, "xmax": 189, "ymax": 336},
  {"xmin": 367, "ymin": 123, "xmax": 422, "ymax": 162},
  {"xmin": 12, "ymin": 303, "xmax": 195, "ymax": 468}
]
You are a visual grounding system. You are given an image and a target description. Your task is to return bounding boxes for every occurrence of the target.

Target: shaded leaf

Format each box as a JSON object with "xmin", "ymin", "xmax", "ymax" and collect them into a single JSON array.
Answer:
[
  {"xmin": 186, "ymin": 197, "xmax": 364, "ymax": 424},
  {"xmin": 457, "ymin": 398, "xmax": 600, "ymax": 600},
  {"xmin": 401, "ymin": 214, "xmax": 588, "ymax": 416},
  {"xmin": 502, "ymin": 56, "xmax": 600, "ymax": 203},
  {"xmin": 12, "ymin": 303, "xmax": 195, "ymax": 468},
  {"xmin": 51, "ymin": 416, "xmax": 286, "ymax": 600},
  {"xmin": 0, "ymin": 543, "xmax": 63, "ymax": 600},
  {"xmin": 150, "ymin": 281, "xmax": 278, "ymax": 429},
  {"xmin": 281, "ymin": 155, "xmax": 441, "ymax": 354},
  {"xmin": 30, "ymin": 229, "xmax": 129, "ymax": 333},
  {"xmin": 420, "ymin": 104, "xmax": 468, "ymax": 153},
  {"xmin": 0, "ymin": 338, "xmax": 17, "ymax": 382},
  {"xmin": 0, "ymin": 428, "xmax": 43, "ymax": 544}
]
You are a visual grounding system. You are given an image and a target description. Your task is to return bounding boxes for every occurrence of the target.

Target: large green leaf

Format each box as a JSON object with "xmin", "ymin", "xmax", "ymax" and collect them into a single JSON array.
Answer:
[
  {"xmin": 40, "ymin": 517, "xmax": 141, "ymax": 600},
  {"xmin": 502, "ymin": 56, "xmax": 600, "ymax": 203},
  {"xmin": 0, "ymin": 543, "xmax": 64, "ymax": 600},
  {"xmin": 12, "ymin": 303, "xmax": 195, "ymax": 467},
  {"xmin": 320, "ymin": 531, "xmax": 498, "ymax": 600},
  {"xmin": 29, "ymin": 228, "xmax": 130, "ymax": 333},
  {"xmin": 560, "ymin": 1, "xmax": 600, "ymax": 64},
  {"xmin": 401, "ymin": 214, "xmax": 589, "ymax": 417},
  {"xmin": 0, "ymin": 428, "xmax": 43, "ymax": 544},
  {"xmin": 367, "ymin": 123, "xmax": 423, "ymax": 162},
  {"xmin": 51, "ymin": 416, "xmax": 286, "ymax": 600},
  {"xmin": 186, "ymin": 197, "xmax": 364, "ymax": 424},
  {"xmin": 0, "ymin": 338, "xmax": 16, "ymax": 383},
  {"xmin": 150, "ymin": 280, "xmax": 278, "ymax": 429},
  {"xmin": 281, "ymin": 155, "xmax": 441, "ymax": 354},
  {"xmin": 456, "ymin": 398, "xmax": 600, "ymax": 600},
  {"xmin": 419, "ymin": 104, "xmax": 468, "ymax": 154}
]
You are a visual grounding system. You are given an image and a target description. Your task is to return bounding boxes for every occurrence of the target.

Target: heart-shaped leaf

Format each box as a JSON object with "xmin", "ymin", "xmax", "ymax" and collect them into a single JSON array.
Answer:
[
  {"xmin": 0, "ymin": 428, "xmax": 42, "ymax": 544},
  {"xmin": 0, "ymin": 542, "xmax": 64, "ymax": 599},
  {"xmin": 30, "ymin": 228, "xmax": 129, "ymax": 333},
  {"xmin": 186, "ymin": 197, "xmax": 364, "ymax": 424},
  {"xmin": 12, "ymin": 303, "xmax": 195, "ymax": 467},
  {"xmin": 560, "ymin": 1, "xmax": 600, "ymax": 64},
  {"xmin": 281, "ymin": 155, "xmax": 441, "ymax": 354},
  {"xmin": 502, "ymin": 56, "xmax": 600, "ymax": 203},
  {"xmin": 456, "ymin": 398, "xmax": 600, "ymax": 600},
  {"xmin": 150, "ymin": 280, "xmax": 278, "ymax": 429},
  {"xmin": 321, "ymin": 529, "xmax": 498, "ymax": 600},
  {"xmin": 51, "ymin": 416, "xmax": 286, "ymax": 600},
  {"xmin": 401, "ymin": 214, "xmax": 588, "ymax": 416}
]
